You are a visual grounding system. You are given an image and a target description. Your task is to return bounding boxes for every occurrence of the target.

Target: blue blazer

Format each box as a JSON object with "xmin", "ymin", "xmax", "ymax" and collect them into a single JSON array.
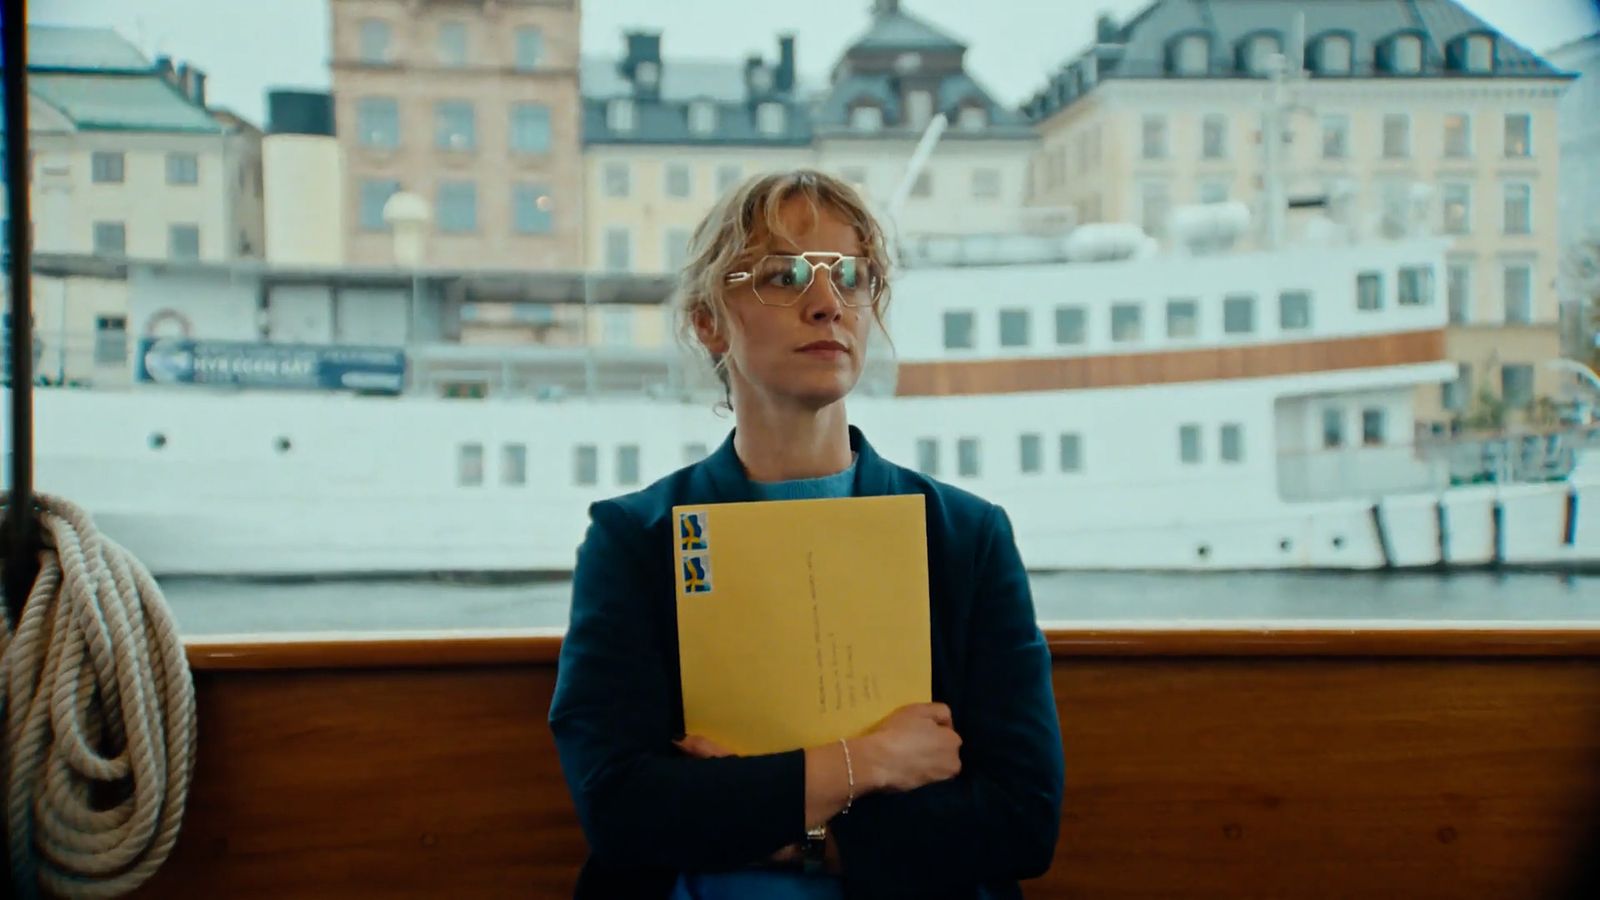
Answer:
[{"xmin": 549, "ymin": 426, "xmax": 1065, "ymax": 899}]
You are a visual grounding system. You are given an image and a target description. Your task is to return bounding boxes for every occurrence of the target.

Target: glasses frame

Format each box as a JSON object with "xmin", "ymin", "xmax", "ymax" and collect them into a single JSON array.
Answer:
[{"xmin": 724, "ymin": 252, "xmax": 884, "ymax": 308}]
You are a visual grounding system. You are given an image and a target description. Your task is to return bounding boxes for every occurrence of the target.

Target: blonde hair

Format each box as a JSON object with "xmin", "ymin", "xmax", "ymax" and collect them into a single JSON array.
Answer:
[{"xmin": 670, "ymin": 169, "xmax": 893, "ymax": 392}]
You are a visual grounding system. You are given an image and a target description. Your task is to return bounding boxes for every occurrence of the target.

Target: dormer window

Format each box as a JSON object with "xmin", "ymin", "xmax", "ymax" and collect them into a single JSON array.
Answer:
[
  {"xmin": 957, "ymin": 106, "xmax": 987, "ymax": 131},
  {"xmin": 636, "ymin": 61, "xmax": 660, "ymax": 89},
  {"xmin": 688, "ymin": 101, "xmax": 717, "ymax": 136},
  {"xmin": 750, "ymin": 65, "xmax": 774, "ymax": 94},
  {"xmin": 907, "ymin": 90, "xmax": 933, "ymax": 129},
  {"xmin": 1170, "ymin": 33, "xmax": 1209, "ymax": 75},
  {"xmin": 1242, "ymin": 33, "xmax": 1282, "ymax": 75},
  {"xmin": 1316, "ymin": 35, "xmax": 1353, "ymax": 75},
  {"xmin": 1388, "ymin": 34, "xmax": 1423, "ymax": 74},
  {"xmin": 1464, "ymin": 34, "xmax": 1494, "ymax": 72},
  {"xmin": 607, "ymin": 98, "xmax": 636, "ymax": 132},
  {"xmin": 756, "ymin": 102, "xmax": 786, "ymax": 136},
  {"xmin": 1082, "ymin": 55, "xmax": 1098, "ymax": 88},
  {"xmin": 850, "ymin": 104, "xmax": 883, "ymax": 132}
]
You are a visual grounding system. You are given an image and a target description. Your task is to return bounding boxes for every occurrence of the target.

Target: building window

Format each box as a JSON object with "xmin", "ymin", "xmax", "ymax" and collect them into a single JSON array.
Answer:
[
  {"xmin": 911, "ymin": 172, "xmax": 932, "ymax": 198},
  {"xmin": 357, "ymin": 97, "xmax": 400, "ymax": 149},
  {"xmin": 1201, "ymin": 114, "xmax": 1227, "ymax": 159},
  {"xmin": 957, "ymin": 106, "xmax": 987, "ymax": 131},
  {"xmin": 358, "ymin": 19, "xmax": 391, "ymax": 64},
  {"xmin": 432, "ymin": 180, "xmax": 475, "ymax": 234},
  {"xmin": 437, "ymin": 21, "xmax": 468, "ymax": 67},
  {"xmin": 435, "ymin": 100, "xmax": 476, "ymax": 151},
  {"xmin": 512, "ymin": 183, "xmax": 554, "ymax": 235},
  {"xmin": 1501, "ymin": 364, "xmax": 1534, "ymax": 407},
  {"xmin": 1504, "ymin": 113, "xmax": 1531, "ymax": 158},
  {"xmin": 1442, "ymin": 363, "xmax": 1471, "ymax": 412},
  {"xmin": 1441, "ymin": 182, "xmax": 1471, "ymax": 235},
  {"xmin": 1279, "ymin": 290, "xmax": 1311, "ymax": 330},
  {"xmin": 603, "ymin": 162, "xmax": 631, "ymax": 198},
  {"xmin": 1199, "ymin": 180, "xmax": 1229, "ymax": 204},
  {"xmin": 972, "ymin": 168, "xmax": 1001, "ymax": 200},
  {"xmin": 604, "ymin": 228, "xmax": 632, "ymax": 273},
  {"xmin": 574, "ymin": 445, "xmax": 598, "ymax": 485},
  {"xmin": 1140, "ymin": 115, "xmax": 1168, "ymax": 159},
  {"xmin": 1059, "ymin": 433, "xmax": 1083, "ymax": 472},
  {"xmin": 756, "ymin": 102, "xmax": 786, "ymax": 136},
  {"xmin": 907, "ymin": 90, "xmax": 933, "ymax": 128},
  {"xmin": 166, "ymin": 152, "xmax": 199, "ymax": 185},
  {"xmin": 1398, "ymin": 265, "xmax": 1433, "ymax": 306},
  {"xmin": 1319, "ymin": 35, "xmax": 1353, "ymax": 74},
  {"xmin": 1447, "ymin": 260, "xmax": 1472, "ymax": 324},
  {"xmin": 1166, "ymin": 299, "xmax": 1198, "ymax": 338},
  {"xmin": 1111, "ymin": 303, "xmax": 1143, "ymax": 343},
  {"xmin": 1220, "ymin": 423, "xmax": 1243, "ymax": 463},
  {"xmin": 665, "ymin": 164, "xmax": 692, "ymax": 199},
  {"xmin": 510, "ymin": 103, "xmax": 551, "ymax": 154},
  {"xmin": 1502, "ymin": 263, "xmax": 1532, "ymax": 324},
  {"xmin": 716, "ymin": 164, "xmax": 742, "ymax": 195},
  {"xmin": 1140, "ymin": 182, "xmax": 1170, "ymax": 238},
  {"xmin": 1464, "ymin": 35, "xmax": 1494, "ymax": 72},
  {"xmin": 1223, "ymin": 294, "xmax": 1255, "ymax": 334},
  {"xmin": 1390, "ymin": 35, "xmax": 1423, "ymax": 73},
  {"xmin": 916, "ymin": 438, "xmax": 940, "ymax": 476},
  {"xmin": 1245, "ymin": 33, "xmax": 1281, "ymax": 75},
  {"xmin": 1174, "ymin": 34, "xmax": 1208, "ymax": 74},
  {"xmin": 665, "ymin": 227, "xmax": 692, "ymax": 273},
  {"xmin": 1321, "ymin": 114, "xmax": 1349, "ymax": 160},
  {"xmin": 92, "ymin": 221, "xmax": 125, "ymax": 256},
  {"xmin": 1322, "ymin": 408, "xmax": 1344, "ymax": 449},
  {"xmin": 1361, "ymin": 408, "xmax": 1386, "ymax": 446},
  {"xmin": 1356, "ymin": 272, "xmax": 1384, "ymax": 311},
  {"xmin": 1443, "ymin": 113, "xmax": 1472, "ymax": 158},
  {"xmin": 689, "ymin": 101, "xmax": 717, "ymax": 135},
  {"xmin": 1502, "ymin": 183, "xmax": 1531, "ymax": 235},
  {"xmin": 1382, "ymin": 113, "xmax": 1410, "ymax": 159},
  {"xmin": 608, "ymin": 98, "xmax": 636, "ymax": 132},
  {"xmin": 600, "ymin": 307, "xmax": 634, "ymax": 347},
  {"xmin": 458, "ymin": 443, "xmax": 485, "ymax": 486},
  {"xmin": 1019, "ymin": 433, "xmax": 1043, "ymax": 474},
  {"xmin": 683, "ymin": 443, "xmax": 708, "ymax": 465},
  {"xmin": 998, "ymin": 309, "xmax": 1030, "ymax": 348},
  {"xmin": 956, "ymin": 438, "xmax": 980, "ymax": 478},
  {"xmin": 943, "ymin": 310, "xmax": 975, "ymax": 349},
  {"xmin": 93, "ymin": 315, "xmax": 127, "ymax": 366},
  {"xmin": 616, "ymin": 445, "xmax": 641, "ymax": 486},
  {"xmin": 91, "ymin": 151, "xmax": 124, "ymax": 184},
  {"xmin": 850, "ymin": 105, "xmax": 884, "ymax": 132},
  {"xmin": 1179, "ymin": 424, "xmax": 1202, "ymax": 464},
  {"xmin": 502, "ymin": 444, "xmax": 527, "ymax": 486},
  {"xmin": 169, "ymin": 224, "xmax": 200, "ymax": 260},
  {"xmin": 514, "ymin": 26, "xmax": 544, "ymax": 71},
  {"xmin": 359, "ymin": 179, "xmax": 399, "ymax": 231},
  {"xmin": 1055, "ymin": 306, "xmax": 1086, "ymax": 345}
]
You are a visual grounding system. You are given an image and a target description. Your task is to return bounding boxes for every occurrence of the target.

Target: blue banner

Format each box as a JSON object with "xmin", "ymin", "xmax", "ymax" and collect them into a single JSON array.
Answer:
[{"xmin": 136, "ymin": 338, "xmax": 406, "ymax": 394}]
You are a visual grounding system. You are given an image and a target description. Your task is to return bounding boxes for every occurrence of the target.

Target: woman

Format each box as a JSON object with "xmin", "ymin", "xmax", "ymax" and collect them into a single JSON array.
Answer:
[{"xmin": 549, "ymin": 170, "xmax": 1064, "ymax": 899}]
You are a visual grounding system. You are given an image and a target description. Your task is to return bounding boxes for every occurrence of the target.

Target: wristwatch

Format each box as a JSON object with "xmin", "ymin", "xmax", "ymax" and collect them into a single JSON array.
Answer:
[{"xmin": 801, "ymin": 823, "xmax": 827, "ymax": 874}]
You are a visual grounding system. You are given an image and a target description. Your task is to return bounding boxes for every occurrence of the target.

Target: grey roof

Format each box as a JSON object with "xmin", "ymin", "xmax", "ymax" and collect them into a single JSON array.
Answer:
[
  {"xmin": 813, "ymin": 72, "xmax": 1031, "ymax": 138},
  {"xmin": 1029, "ymin": 0, "xmax": 1572, "ymax": 118},
  {"xmin": 582, "ymin": 97, "xmax": 812, "ymax": 146},
  {"xmin": 581, "ymin": 57, "xmax": 758, "ymax": 102},
  {"xmin": 846, "ymin": 7, "xmax": 966, "ymax": 52},
  {"xmin": 29, "ymin": 73, "xmax": 222, "ymax": 133},
  {"xmin": 28, "ymin": 25, "xmax": 150, "ymax": 71}
]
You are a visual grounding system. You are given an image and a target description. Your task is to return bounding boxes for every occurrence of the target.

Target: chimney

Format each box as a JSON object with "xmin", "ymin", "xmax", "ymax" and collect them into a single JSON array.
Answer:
[
  {"xmin": 622, "ymin": 31, "xmax": 663, "ymax": 99},
  {"xmin": 744, "ymin": 55, "xmax": 773, "ymax": 100},
  {"xmin": 176, "ymin": 62, "xmax": 193, "ymax": 98},
  {"xmin": 155, "ymin": 55, "xmax": 176, "ymax": 86},
  {"xmin": 1096, "ymin": 13, "xmax": 1122, "ymax": 45},
  {"xmin": 776, "ymin": 34, "xmax": 796, "ymax": 93},
  {"xmin": 873, "ymin": 0, "xmax": 901, "ymax": 16},
  {"xmin": 191, "ymin": 69, "xmax": 208, "ymax": 107}
]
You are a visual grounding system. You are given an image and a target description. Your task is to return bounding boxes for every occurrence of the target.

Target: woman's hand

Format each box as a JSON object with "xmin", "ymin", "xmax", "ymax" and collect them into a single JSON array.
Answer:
[{"xmin": 853, "ymin": 702, "xmax": 963, "ymax": 794}]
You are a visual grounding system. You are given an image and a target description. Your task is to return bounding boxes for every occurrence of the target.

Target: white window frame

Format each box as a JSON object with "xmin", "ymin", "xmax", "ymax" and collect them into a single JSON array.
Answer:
[
  {"xmin": 602, "ymin": 162, "xmax": 631, "ymax": 199},
  {"xmin": 1441, "ymin": 182, "xmax": 1472, "ymax": 236},
  {"xmin": 1502, "ymin": 182, "xmax": 1532, "ymax": 235},
  {"xmin": 607, "ymin": 98, "xmax": 636, "ymax": 132},
  {"xmin": 1443, "ymin": 112, "xmax": 1472, "ymax": 159}
]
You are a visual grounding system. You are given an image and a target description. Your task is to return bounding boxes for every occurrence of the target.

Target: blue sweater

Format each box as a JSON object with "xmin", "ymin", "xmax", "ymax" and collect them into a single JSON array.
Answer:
[{"xmin": 549, "ymin": 426, "xmax": 1065, "ymax": 899}]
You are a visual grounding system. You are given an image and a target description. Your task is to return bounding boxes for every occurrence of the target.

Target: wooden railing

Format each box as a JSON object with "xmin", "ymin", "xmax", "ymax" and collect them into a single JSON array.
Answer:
[{"xmin": 126, "ymin": 627, "xmax": 1600, "ymax": 899}]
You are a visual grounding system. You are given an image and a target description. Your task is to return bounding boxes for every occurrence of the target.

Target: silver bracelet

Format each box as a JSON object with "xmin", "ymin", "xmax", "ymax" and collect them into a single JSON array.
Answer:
[{"xmin": 839, "ymin": 738, "xmax": 854, "ymax": 814}]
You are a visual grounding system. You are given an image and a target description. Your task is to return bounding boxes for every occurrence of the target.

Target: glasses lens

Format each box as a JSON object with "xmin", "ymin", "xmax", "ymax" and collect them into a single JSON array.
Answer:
[
  {"xmin": 830, "ymin": 257, "xmax": 879, "ymax": 307},
  {"xmin": 751, "ymin": 256, "xmax": 813, "ymax": 305}
]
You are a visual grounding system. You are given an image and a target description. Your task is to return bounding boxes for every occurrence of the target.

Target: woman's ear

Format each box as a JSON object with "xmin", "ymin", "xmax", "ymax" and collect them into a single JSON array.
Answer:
[{"xmin": 693, "ymin": 306, "xmax": 730, "ymax": 357}]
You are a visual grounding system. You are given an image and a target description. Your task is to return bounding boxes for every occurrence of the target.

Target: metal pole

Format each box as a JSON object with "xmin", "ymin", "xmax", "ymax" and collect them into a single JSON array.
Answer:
[{"xmin": 2, "ymin": 0, "xmax": 41, "ymax": 630}]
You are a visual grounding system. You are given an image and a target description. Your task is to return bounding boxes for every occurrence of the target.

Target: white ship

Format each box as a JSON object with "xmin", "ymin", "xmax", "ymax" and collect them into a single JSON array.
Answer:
[{"xmin": 9, "ymin": 212, "xmax": 1600, "ymax": 577}]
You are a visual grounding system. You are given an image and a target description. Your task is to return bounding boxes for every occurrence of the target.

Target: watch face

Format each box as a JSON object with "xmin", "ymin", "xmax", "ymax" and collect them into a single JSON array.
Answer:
[{"xmin": 806, "ymin": 824, "xmax": 828, "ymax": 840}]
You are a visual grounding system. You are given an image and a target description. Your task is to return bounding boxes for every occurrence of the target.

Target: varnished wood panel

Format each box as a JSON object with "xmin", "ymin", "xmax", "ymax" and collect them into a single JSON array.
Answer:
[
  {"xmin": 129, "ymin": 630, "xmax": 1600, "ymax": 898},
  {"xmin": 895, "ymin": 329, "xmax": 1446, "ymax": 396}
]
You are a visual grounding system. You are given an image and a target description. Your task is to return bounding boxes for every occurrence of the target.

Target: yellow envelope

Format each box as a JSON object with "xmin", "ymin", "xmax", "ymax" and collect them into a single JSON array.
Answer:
[{"xmin": 673, "ymin": 494, "xmax": 932, "ymax": 756}]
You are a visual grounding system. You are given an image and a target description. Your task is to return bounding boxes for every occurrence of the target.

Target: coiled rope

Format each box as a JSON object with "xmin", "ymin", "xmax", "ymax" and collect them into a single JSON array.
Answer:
[{"xmin": 0, "ymin": 493, "xmax": 195, "ymax": 898}]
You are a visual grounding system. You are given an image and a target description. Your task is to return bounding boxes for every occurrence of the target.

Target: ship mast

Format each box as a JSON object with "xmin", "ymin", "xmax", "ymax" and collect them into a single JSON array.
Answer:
[{"xmin": 1259, "ymin": 13, "xmax": 1308, "ymax": 250}]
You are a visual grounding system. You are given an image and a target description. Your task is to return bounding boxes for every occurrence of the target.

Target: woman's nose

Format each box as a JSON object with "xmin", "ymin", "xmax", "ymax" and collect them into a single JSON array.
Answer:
[{"xmin": 802, "ymin": 276, "xmax": 843, "ymax": 321}]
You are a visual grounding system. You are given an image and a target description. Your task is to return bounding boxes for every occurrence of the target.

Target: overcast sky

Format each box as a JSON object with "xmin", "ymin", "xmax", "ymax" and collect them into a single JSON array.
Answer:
[{"xmin": 30, "ymin": 0, "xmax": 1600, "ymax": 127}]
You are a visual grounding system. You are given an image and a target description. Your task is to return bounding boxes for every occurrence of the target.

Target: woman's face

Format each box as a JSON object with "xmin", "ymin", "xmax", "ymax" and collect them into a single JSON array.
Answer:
[{"xmin": 698, "ymin": 196, "xmax": 877, "ymax": 414}]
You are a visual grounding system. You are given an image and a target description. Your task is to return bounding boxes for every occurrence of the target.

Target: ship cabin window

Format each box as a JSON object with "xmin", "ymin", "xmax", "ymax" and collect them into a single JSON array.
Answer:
[
  {"xmin": 616, "ymin": 445, "xmax": 641, "ymax": 486},
  {"xmin": 1361, "ymin": 408, "xmax": 1386, "ymax": 446},
  {"xmin": 943, "ymin": 311, "xmax": 975, "ymax": 349},
  {"xmin": 1356, "ymin": 272, "xmax": 1384, "ymax": 311},
  {"xmin": 1501, "ymin": 364, "xmax": 1534, "ymax": 407},
  {"xmin": 1398, "ymin": 266, "xmax": 1434, "ymax": 306},
  {"xmin": 1111, "ymin": 302, "xmax": 1143, "ymax": 343},
  {"xmin": 1055, "ymin": 306, "xmax": 1087, "ymax": 345},
  {"xmin": 1019, "ymin": 433, "xmax": 1043, "ymax": 474},
  {"xmin": 1220, "ymin": 424, "xmax": 1244, "ymax": 463},
  {"xmin": 957, "ymin": 437, "xmax": 981, "ymax": 477},
  {"xmin": 502, "ymin": 443, "xmax": 527, "ymax": 486},
  {"xmin": 999, "ymin": 309, "xmax": 1030, "ymax": 348},
  {"xmin": 1223, "ymin": 294, "xmax": 1256, "ymax": 335},
  {"xmin": 459, "ymin": 443, "xmax": 485, "ymax": 486},
  {"xmin": 1321, "ymin": 408, "xmax": 1345, "ymax": 449},
  {"xmin": 683, "ymin": 443, "xmax": 708, "ymax": 465},
  {"xmin": 574, "ymin": 444, "xmax": 599, "ymax": 486},
  {"xmin": 1059, "ymin": 433, "xmax": 1083, "ymax": 472},
  {"xmin": 1166, "ymin": 299, "xmax": 1198, "ymax": 339},
  {"xmin": 1179, "ymin": 424, "xmax": 1203, "ymax": 464},
  {"xmin": 1279, "ymin": 290, "xmax": 1312, "ymax": 330},
  {"xmin": 916, "ymin": 438, "xmax": 940, "ymax": 475}
]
